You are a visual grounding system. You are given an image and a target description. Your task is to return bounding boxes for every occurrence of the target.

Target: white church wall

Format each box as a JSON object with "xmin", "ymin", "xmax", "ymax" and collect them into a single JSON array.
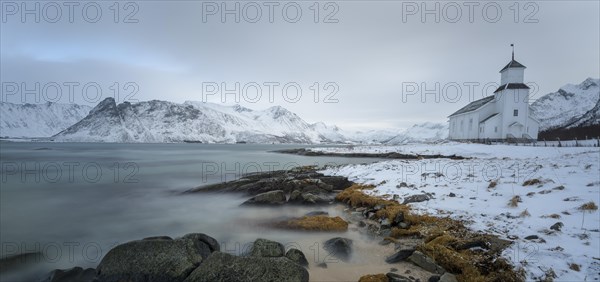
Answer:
[
  {"xmin": 500, "ymin": 68, "xmax": 525, "ymax": 85},
  {"xmin": 498, "ymin": 88, "xmax": 530, "ymax": 138}
]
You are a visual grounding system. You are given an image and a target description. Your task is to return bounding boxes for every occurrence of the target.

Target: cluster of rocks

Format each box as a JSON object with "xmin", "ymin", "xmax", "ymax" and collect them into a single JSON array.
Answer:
[
  {"xmin": 44, "ymin": 234, "xmax": 310, "ymax": 282},
  {"xmin": 186, "ymin": 167, "xmax": 353, "ymax": 206},
  {"xmin": 349, "ymin": 205, "xmax": 410, "ymax": 238}
]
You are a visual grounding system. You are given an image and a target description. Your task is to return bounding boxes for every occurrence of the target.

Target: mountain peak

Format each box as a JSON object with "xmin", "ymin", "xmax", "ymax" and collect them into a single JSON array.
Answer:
[{"xmin": 580, "ymin": 77, "xmax": 599, "ymax": 90}]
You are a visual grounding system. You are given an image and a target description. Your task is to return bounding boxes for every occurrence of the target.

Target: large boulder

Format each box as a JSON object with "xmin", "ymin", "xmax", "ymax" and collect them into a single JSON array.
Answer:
[
  {"xmin": 323, "ymin": 237, "xmax": 353, "ymax": 262},
  {"xmin": 242, "ymin": 190, "xmax": 286, "ymax": 205},
  {"xmin": 249, "ymin": 238, "xmax": 285, "ymax": 257},
  {"xmin": 43, "ymin": 267, "xmax": 96, "ymax": 282},
  {"xmin": 97, "ymin": 234, "xmax": 217, "ymax": 282},
  {"xmin": 408, "ymin": 251, "xmax": 445, "ymax": 275},
  {"xmin": 183, "ymin": 252, "xmax": 309, "ymax": 282},
  {"xmin": 285, "ymin": 248, "xmax": 309, "ymax": 267}
]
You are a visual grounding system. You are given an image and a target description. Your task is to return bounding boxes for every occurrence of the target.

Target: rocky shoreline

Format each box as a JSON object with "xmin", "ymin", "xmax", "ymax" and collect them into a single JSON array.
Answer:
[
  {"xmin": 272, "ymin": 148, "xmax": 468, "ymax": 160},
  {"xmin": 40, "ymin": 166, "xmax": 521, "ymax": 282}
]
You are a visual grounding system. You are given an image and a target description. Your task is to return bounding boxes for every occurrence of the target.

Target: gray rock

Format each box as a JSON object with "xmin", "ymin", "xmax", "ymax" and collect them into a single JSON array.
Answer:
[
  {"xmin": 323, "ymin": 237, "xmax": 353, "ymax": 262},
  {"xmin": 242, "ymin": 190, "xmax": 286, "ymax": 205},
  {"xmin": 43, "ymin": 267, "xmax": 96, "ymax": 282},
  {"xmin": 428, "ymin": 275, "xmax": 440, "ymax": 282},
  {"xmin": 448, "ymin": 193, "xmax": 456, "ymax": 197},
  {"xmin": 250, "ymin": 238, "xmax": 285, "ymax": 257},
  {"xmin": 403, "ymin": 194, "xmax": 431, "ymax": 204},
  {"xmin": 97, "ymin": 234, "xmax": 214, "ymax": 282},
  {"xmin": 184, "ymin": 252, "xmax": 309, "ymax": 282},
  {"xmin": 385, "ymin": 249, "xmax": 415, "ymax": 263},
  {"xmin": 439, "ymin": 273, "xmax": 458, "ymax": 282},
  {"xmin": 143, "ymin": 236, "xmax": 173, "ymax": 241},
  {"xmin": 305, "ymin": 211, "xmax": 328, "ymax": 217},
  {"xmin": 380, "ymin": 218, "xmax": 392, "ymax": 228},
  {"xmin": 550, "ymin": 222, "xmax": 564, "ymax": 231},
  {"xmin": 524, "ymin": 235, "xmax": 539, "ymax": 240},
  {"xmin": 289, "ymin": 190, "xmax": 302, "ymax": 202},
  {"xmin": 393, "ymin": 212, "xmax": 405, "ymax": 226},
  {"xmin": 408, "ymin": 251, "xmax": 445, "ymax": 275},
  {"xmin": 386, "ymin": 272, "xmax": 412, "ymax": 282},
  {"xmin": 181, "ymin": 233, "xmax": 220, "ymax": 253},
  {"xmin": 285, "ymin": 248, "xmax": 309, "ymax": 267}
]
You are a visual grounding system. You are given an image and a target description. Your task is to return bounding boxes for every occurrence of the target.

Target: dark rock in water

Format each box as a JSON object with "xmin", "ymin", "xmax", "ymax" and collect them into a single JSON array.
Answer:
[
  {"xmin": 183, "ymin": 252, "xmax": 309, "ymax": 282},
  {"xmin": 318, "ymin": 176, "xmax": 353, "ymax": 190},
  {"xmin": 289, "ymin": 190, "xmax": 302, "ymax": 201},
  {"xmin": 242, "ymin": 190, "xmax": 286, "ymax": 205},
  {"xmin": 428, "ymin": 275, "xmax": 441, "ymax": 282},
  {"xmin": 323, "ymin": 237, "xmax": 353, "ymax": 262},
  {"xmin": 550, "ymin": 222, "xmax": 564, "ymax": 231},
  {"xmin": 143, "ymin": 236, "xmax": 173, "ymax": 241},
  {"xmin": 448, "ymin": 193, "xmax": 456, "ymax": 197},
  {"xmin": 305, "ymin": 211, "xmax": 328, "ymax": 217},
  {"xmin": 358, "ymin": 221, "xmax": 366, "ymax": 227},
  {"xmin": 408, "ymin": 251, "xmax": 445, "ymax": 275},
  {"xmin": 390, "ymin": 267, "xmax": 398, "ymax": 272},
  {"xmin": 182, "ymin": 233, "xmax": 221, "ymax": 253},
  {"xmin": 250, "ymin": 238, "xmax": 285, "ymax": 257},
  {"xmin": 403, "ymin": 194, "xmax": 431, "ymax": 204},
  {"xmin": 379, "ymin": 238, "xmax": 393, "ymax": 246},
  {"xmin": 316, "ymin": 262, "xmax": 328, "ymax": 268},
  {"xmin": 285, "ymin": 248, "xmax": 309, "ymax": 267},
  {"xmin": 386, "ymin": 272, "xmax": 412, "ymax": 282},
  {"xmin": 385, "ymin": 249, "xmax": 415, "ymax": 263},
  {"xmin": 524, "ymin": 235, "xmax": 539, "ymax": 240},
  {"xmin": 43, "ymin": 267, "xmax": 96, "ymax": 282},
  {"xmin": 97, "ymin": 234, "xmax": 216, "ymax": 282}
]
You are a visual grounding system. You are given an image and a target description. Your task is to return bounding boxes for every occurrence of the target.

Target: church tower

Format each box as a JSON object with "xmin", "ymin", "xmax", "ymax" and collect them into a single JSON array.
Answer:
[{"xmin": 493, "ymin": 45, "xmax": 534, "ymax": 139}]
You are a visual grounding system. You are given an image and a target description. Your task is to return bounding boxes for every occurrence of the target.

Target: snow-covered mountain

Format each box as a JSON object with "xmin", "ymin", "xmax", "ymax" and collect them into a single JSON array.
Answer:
[
  {"xmin": 52, "ymin": 98, "xmax": 346, "ymax": 143},
  {"xmin": 384, "ymin": 122, "xmax": 448, "ymax": 145},
  {"xmin": 343, "ymin": 129, "xmax": 399, "ymax": 144},
  {"xmin": 531, "ymin": 78, "xmax": 600, "ymax": 131},
  {"xmin": 0, "ymin": 102, "xmax": 92, "ymax": 138}
]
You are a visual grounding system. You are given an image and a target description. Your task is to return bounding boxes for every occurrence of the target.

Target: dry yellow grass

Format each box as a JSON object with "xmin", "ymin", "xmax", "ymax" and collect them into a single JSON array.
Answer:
[
  {"xmin": 509, "ymin": 196, "xmax": 521, "ymax": 207},
  {"xmin": 520, "ymin": 209, "xmax": 531, "ymax": 217},
  {"xmin": 358, "ymin": 274, "xmax": 388, "ymax": 282},
  {"xmin": 335, "ymin": 184, "xmax": 524, "ymax": 282},
  {"xmin": 569, "ymin": 263, "xmax": 581, "ymax": 272},
  {"xmin": 579, "ymin": 201, "xmax": 598, "ymax": 211},
  {"xmin": 523, "ymin": 178, "xmax": 542, "ymax": 186},
  {"xmin": 276, "ymin": 215, "xmax": 348, "ymax": 231}
]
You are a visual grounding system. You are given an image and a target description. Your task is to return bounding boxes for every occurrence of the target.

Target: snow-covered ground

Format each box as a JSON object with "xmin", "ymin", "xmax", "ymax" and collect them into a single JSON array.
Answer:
[{"xmin": 319, "ymin": 143, "xmax": 600, "ymax": 281}]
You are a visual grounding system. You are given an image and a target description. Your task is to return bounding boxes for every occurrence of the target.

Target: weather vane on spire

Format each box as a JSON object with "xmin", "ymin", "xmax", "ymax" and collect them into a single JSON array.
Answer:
[{"xmin": 511, "ymin": 44, "xmax": 515, "ymax": 60}]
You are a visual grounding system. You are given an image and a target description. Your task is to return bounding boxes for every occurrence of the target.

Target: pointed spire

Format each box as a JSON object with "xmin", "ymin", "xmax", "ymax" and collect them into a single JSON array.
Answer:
[{"xmin": 511, "ymin": 44, "xmax": 514, "ymax": 60}]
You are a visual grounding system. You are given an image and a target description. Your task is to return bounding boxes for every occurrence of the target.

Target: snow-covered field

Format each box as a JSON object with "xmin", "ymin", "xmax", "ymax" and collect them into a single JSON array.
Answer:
[{"xmin": 319, "ymin": 143, "xmax": 600, "ymax": 281}]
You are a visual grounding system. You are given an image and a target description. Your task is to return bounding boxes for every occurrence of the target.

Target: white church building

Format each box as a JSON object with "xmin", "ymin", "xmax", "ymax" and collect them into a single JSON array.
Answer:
[{"xmin": 448, "ymin": 51, "xmax": 539, "ymax": 142}]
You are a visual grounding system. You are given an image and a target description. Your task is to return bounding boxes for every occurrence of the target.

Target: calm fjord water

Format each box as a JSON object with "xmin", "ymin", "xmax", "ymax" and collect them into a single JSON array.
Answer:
[{"xmin": 0, "ymin": 142, "xmax": 383, "ymax": 280}]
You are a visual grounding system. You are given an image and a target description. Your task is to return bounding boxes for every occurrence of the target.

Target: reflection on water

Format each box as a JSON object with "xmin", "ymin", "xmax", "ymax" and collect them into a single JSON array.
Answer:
[{"xmin": 1, "ymin": 142, "xmax": 392, "ymax": 281}]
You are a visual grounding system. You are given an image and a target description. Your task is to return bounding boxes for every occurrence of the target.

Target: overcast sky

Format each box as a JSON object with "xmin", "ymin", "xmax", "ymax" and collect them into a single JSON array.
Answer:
[{"xmin": 1, "ymin": 1, "xmax": 599, "ymax": 131}]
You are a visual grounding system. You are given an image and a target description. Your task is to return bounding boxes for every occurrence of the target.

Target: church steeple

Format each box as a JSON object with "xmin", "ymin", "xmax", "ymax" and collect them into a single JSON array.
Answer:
[
  {"xmin": 499, "ymin": 44, "xmax": 526, "ymax": 85},
  {"xmin": 511, "ymin": 43, "xmax": 514, "ymax": 60}
]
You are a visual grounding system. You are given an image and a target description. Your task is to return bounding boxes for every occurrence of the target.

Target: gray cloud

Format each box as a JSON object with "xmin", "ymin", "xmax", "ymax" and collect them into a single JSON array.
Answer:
[{"xmin": 1, "ymin": 1, "xmax": 598, "ymax": 131}]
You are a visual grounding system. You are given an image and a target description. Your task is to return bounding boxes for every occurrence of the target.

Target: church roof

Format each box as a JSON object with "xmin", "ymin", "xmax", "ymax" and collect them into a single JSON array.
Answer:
[
  {"xmin": 479, "ymin": 113, "xmax": 499, "ymax": 123},
  {"xmin": 500, "ymin": 59, "xmax": 526, "ymax": 72},
  {"xmin": 448, "ymin": 96, "xmax": 494, "ymax": 117},
  {"xmin": 493, "ymin": 83, "xmax": 530, "ymax": 93}
]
